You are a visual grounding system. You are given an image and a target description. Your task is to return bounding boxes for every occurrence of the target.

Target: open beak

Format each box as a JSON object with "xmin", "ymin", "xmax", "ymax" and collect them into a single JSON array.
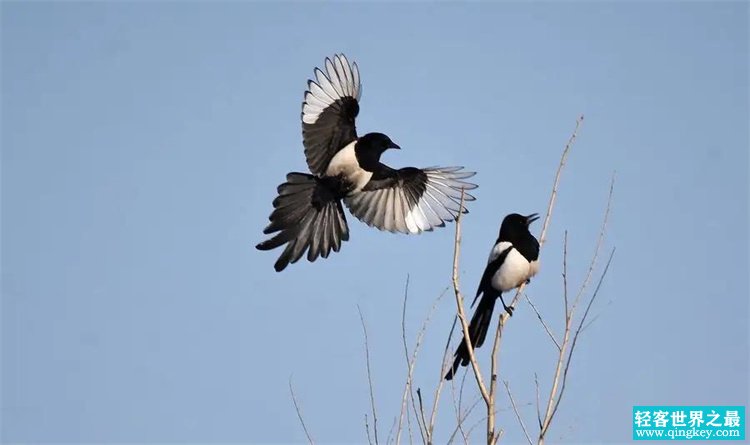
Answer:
[
  {"xmin": 525, "ymin": 213, "xmax": 540, "ymax": 225},
  {"xmin": 390, "ymin": 142, "xmax": 401, "ymax": 150}
]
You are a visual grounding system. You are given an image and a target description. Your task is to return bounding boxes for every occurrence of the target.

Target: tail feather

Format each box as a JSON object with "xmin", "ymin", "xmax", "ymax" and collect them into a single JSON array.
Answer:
[
  {"xmin": 445, "ymin": 293, "xmax": 498, "ymax": 380},
  {"xmin": 263, "ymin": 199, "xmax": 310, "ymax": 235},
  {"xmin": 256, "ymin": 172, "xmax": 349, "ymax": 272},
  {"xmin": 319, "ymin": 205, "xmax": 332, "ymax": 259},
  {"xmin": 308, "ymin": 206, "xmax": 325, "ymax": 262},
  {"xmin": 335, "ymin": 202, "xmax": 349, "ymax": 245}
]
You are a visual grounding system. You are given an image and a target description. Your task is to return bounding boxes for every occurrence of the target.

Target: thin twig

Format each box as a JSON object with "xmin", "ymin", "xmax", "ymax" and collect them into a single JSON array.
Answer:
[
  {"xmin": 534, "ymin": 373, "xmax": 542, "ymax": 429},
  {"xmin": 397, "ymin": 275, "xmax": 416, "ymax": 445},
  {"xmin": 449, "ymin": 365, "xmax": 472, "ymax": 445},
  {"xmin": 504, "ymin": 380, "xmax": 533, "ymax": 445},
  {"xmin": 365, "ymin": 414, "xmax": 373, "ymax": 445},
  {"xmin": 539, "ymin": 256, "xmax": 574, "ymax": 442},
  {"xmin": 386, "ymin": 416, "xmax": 398, "ymax": 445},
  {"xmin": 539, "ymin": 172, "xmax": 614, "ymax": 444},
  {"xmin": 466, "ymin": 417, "xmax": 490, "ymax": 440},
  {"xmin": 416, "ymin": 388, "xmax": 429, "ymax": 444},
  {"xmin": 448, "ymin": 373, "xmax": 464, "ymax": 445},
  {"xmin": 525, "ymin": 293, "xmax": 561, "ymax": 350},
  {"xmin": 358, "ymin": 305, "xmax": 379, "ymax": 445},
  {"xmin": 488, "ymin": 308, "xmax": 505, "ymax": 444},
  {"xmin": 451, "ymin": 188, "xmax": 491, "ymax": 406},
  {"xmin": 495, "ymin": 429, "xmax": 504, "ymax": 443},
  {"xmin": 540, "ymin": 115, "xmax": 584, "ymax": 247},
  {"xmin": 398, "ymin": 279, "xmax": 447, "ymax": 445},
  {"xmin": 289, "ymin": 376, "xmax": 315, "ymax": 445},
  {"xmin": 562, "ymin": 230, "xmax": 569, "ymax": 318},
  {"xmin": 570, "ymin": 172, "xmax": 615, "ymax": 313},
  {"xmin": 428, "ymin": 312, "xmax": 457, "ymax": 440},
  {"xmin": 579, "ymin": 299, "xmax": 614, "ymax": 334},
  {"xmin": 458, "ymin": 367, "xmax": 468, "ymax": 423},
  {"xmin": 448, "ymin": 363, "xmax": 462, "ymax": 442},
  {"xmin": 447, "ymin": 396, "xmax": 483, "ymax": 445},
  {"xmin": 548, "ymin": 248, "xmax": 615, "ymax": 424}
]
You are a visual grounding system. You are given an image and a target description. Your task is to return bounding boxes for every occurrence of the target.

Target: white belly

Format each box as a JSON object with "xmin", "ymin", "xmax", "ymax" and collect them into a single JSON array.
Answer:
[
  {"xmin": 490, "ymin": 243, "xmax": 532, "ymax": 292},
  {"xmin": 325, "ymin": 141, "xmax": 373, "ymax": 193},
  {"xmin": 528, "ymin": 259, "xmax": 540, "ymax": 279}
]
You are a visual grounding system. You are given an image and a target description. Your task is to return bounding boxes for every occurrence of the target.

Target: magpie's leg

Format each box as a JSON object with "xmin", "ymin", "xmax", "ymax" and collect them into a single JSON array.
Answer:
[{"xmin": 499, "ymin": 294, "xmax": 513, "ymax": 316}]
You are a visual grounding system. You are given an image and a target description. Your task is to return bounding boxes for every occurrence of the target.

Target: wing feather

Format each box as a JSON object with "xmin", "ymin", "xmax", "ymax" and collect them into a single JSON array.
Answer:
[
  {"xmin": 344, "ymin": 166, "xmax": 477, "ymax": 234},
  {"xmin": 302, "ymin": 54, "xmax": 361, "ymax": 176}
]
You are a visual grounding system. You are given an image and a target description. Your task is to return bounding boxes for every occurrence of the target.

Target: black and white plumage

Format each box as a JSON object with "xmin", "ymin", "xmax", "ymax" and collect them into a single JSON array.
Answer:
[
  {"xmin": 445, "ymin": 213, "xmax": 540, "ymax": 381},
  {"xmin": 257, "ymin": 54, "xmax": 478, "ymax": 271}
]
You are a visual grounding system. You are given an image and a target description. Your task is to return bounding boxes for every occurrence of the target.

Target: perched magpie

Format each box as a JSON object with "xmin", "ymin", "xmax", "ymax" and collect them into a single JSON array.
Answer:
[
  {"xmin": 256, "ymin": 54, "xmax": 478, "ymax": 271},
  {"xmin": 445, "ymin": 213, "xmax": 540, "ymax": 381}
]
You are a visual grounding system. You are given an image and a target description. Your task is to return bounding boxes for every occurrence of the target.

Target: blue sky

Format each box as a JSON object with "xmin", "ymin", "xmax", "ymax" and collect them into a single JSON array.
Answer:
[{"xmin": 2, "ymin": 2, "xmax": 747, "ymax": 443}]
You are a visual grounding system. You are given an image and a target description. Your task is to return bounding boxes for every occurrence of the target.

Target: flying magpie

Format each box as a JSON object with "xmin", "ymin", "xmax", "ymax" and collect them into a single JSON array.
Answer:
[
  {"xmin": 256, "ymin": 54, "xmax": 478, "ymax": 271},
  {"xmin": 445, "ymin": 213, "xmax": 540, "ymax": 381}
]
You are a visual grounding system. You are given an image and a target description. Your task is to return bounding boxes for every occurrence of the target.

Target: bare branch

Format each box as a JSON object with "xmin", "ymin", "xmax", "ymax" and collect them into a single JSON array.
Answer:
[
  {"xmin": 458, "ymin": 367, "xmax": 469, "ymax": 422},
  {"xmin": 539, "ymin": 172, "xmax": 615, "ymax": 443},
  {"xmin": 562, "ymin": 230, "xmax": 569, "ymax": 318},
  {"xmin": 398, "ymin": 278, "xmax": 447, "ymax": 445},
  {"xmin": 538, "ymin": 264, "xmax": 573, "ymax": 442},
  {"xmin": 570, "ymin": 172, "xmax": 615, "ymax": 313},
  {"xmin": 504, "ymin": 381, "xmax": 533, "ymax": 445},
  {"xmin": 386, "ymin": 416, "xmax": 398, "ymax": 445},
  {"xmin": 539, "ymin": 115, "xmax": 584, "ymax": 248},
  {"xmin": 538, "ymin": 232, "xmax": 573, "ymax": 442},
  {"xmin": 416, "ymin": 388, "xmax": 429, "ymax": 444},
  {"xmin": 397, "ymin": 275, "xmax": 417, "ymax": 445},
  {"xmin": 488, "ymin": 307, "xmax": 505, "ymax": 444},
  {"xmin": 447, "ymin": 396, "xmax": 483, "ymax": 445},
  {"xmin": 358, "ymin": 305, "xmax": 379, "ymax": 445},
  {"xmin": 466, "ymin": 417, "xmax": 490, "ymax": 441},
  {"xmin": 428, "ymin": 313, "xmax": 458, "ymax": 440},
  {"xmin": 365, "ymin": 414, "xmax": 374, "ymax": 445},
  {"xmin": 579, "ymin": 299, "xmax": 614, "ymax": 334},
  {"xmin": 549, "ymin": 248, "xmax": 615, "ymax": 423},
  {"xmin": 451, "ymin": 189, "xmax": 491, "ymax": 406},
  {"xmin": 289, "ymin": 376, "xmax": 315, "ymax": 445},
  {"xmin": 494, "ymin": 429, "xmax": 504, "ymax": 444},
  {"xmin": 534, "ymin": 373, "xmax": 542, "ymax": 429},
  {"xmin": 448, "ymin": 365, "xmax": 472, "ymax": 445},
  {"xmin": 525, "ymin": 293, "xmax": 561, "ymax": 350}
]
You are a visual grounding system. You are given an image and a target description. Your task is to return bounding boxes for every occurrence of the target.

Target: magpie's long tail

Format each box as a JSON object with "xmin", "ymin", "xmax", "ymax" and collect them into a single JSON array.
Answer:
[
  {"xmin": 445, "ymin": 292, "xmax": 498, "ymax": 381},
  {"xmin": 256, "ymin": 172, "xmax": 349, "ymax": 272}
]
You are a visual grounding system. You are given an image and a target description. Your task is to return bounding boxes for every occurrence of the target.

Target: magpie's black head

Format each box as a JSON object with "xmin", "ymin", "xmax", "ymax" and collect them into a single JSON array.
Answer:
[
  {"xmin": 498, "ymin": 213, "xmax": 539, "ymax": 241},
  {"xmin": 359, "ymin": 132, "xmax": 401, "ymax": 154}
]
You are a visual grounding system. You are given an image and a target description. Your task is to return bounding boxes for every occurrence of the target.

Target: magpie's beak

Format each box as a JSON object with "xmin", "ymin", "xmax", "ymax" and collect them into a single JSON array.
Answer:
[
  {"xmin": 390, "ymin": 142, "xmax": 401, "ymax": 150},
  {"xmin": 525, "ymin": 213, "xmax": 540, "ymax": 225}
]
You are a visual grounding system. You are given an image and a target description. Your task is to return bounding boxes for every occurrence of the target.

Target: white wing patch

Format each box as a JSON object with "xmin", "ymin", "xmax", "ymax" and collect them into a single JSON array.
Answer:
[
  {"xmin": 403, "ymin": 167, "xmax": 477, "ymax": 234},
  {"xmin": 302, "ymin": 54, "xmax": 361, "ymax": 125},
  {"xmin": 488, "ymin": 241, "xmax": 513, "ymax": 262},
  {"xmin": 344, "ymin": 167, "xmax": 477, "ymax": 235}
]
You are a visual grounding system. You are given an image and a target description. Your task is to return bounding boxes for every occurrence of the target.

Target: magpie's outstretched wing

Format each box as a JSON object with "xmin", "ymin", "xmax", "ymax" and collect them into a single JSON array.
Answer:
[
  {"xmin": 343, "ymin": 166, "xmax": 477, "ymax": 234},
  {"xmin": 301, "ymin": 54, "xmax": 361, "ymax": 176}
]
